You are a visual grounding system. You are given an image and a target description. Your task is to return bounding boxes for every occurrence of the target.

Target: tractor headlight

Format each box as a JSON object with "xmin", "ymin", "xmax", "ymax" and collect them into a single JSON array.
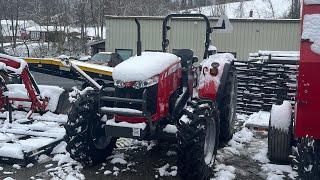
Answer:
[
  {"xmin": 114, "ymin": 80, "xmax": 125, "ymax": 88},
  {"xmin": 133, "ymin": 75, "xmax": 159, "ymax": 89}
]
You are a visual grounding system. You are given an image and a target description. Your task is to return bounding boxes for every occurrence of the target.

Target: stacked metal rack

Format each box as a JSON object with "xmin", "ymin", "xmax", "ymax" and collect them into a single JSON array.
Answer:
[{"xmin": 234, "ymin": 51, "xmax": 299, "ymax": 114}]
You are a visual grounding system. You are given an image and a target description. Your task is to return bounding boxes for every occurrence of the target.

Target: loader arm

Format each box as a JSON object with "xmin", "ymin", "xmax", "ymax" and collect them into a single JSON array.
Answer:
[{"xmin": 0, "ymin": 53, "xmax": 46, "ymax": 112}]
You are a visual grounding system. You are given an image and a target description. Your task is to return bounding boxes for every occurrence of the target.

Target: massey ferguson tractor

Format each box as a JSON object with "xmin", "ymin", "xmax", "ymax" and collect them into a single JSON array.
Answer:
[
  {"xmin": 64, "ymin": 14, "xmax": 236, "ymax": 180},
  {"xmin": 268, "ymin": 1, "xmax": 320, "ymax": 179}
]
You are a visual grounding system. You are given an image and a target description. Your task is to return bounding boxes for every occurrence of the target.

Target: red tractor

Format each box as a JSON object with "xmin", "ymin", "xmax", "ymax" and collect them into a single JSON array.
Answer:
[
  {"xmin": 65, "ymin": 14, "xmax": 236, "ymax": 179},
  {"xmin": 268, "ymin": 1, "xmax": 320, "ymax": 179}
]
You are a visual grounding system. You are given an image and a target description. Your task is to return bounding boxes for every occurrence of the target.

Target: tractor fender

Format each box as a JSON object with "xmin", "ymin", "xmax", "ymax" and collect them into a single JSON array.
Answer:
[{"xmin": 198, "ymin": 61, "xmax": 231, "ymax": 102}]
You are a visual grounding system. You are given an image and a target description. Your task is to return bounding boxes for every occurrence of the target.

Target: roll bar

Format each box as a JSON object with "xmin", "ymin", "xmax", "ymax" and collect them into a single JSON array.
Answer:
[
  {"xmin": 162, "ymin": 14, "xmax": 212, "ymax": 59},
  {"xmin": 135, "ymin": 18, "xmax": 142, "ymax": 56}
]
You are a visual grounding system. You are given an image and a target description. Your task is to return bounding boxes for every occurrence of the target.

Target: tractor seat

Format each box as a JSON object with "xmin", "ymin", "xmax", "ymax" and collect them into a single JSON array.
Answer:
[{"xmin": 173, "ymin": 49, "xmax": 193, "ymax": 68}]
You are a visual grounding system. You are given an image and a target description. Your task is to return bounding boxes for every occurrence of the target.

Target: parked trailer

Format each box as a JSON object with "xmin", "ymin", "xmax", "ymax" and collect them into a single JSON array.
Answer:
[{"xmin": 25, "ymin": 57, "xmax": 113, "ymax": 81}]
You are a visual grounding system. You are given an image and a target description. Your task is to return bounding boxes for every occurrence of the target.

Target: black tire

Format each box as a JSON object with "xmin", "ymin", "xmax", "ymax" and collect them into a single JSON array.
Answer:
[
  {"xmin": 267, "ymin": 120, "xmax": 292, "ymax": 164},
  {"xmin": 64, "ymin": 91, "xmax": 117, "ymax": 166},
  {"xmin": 292, "ymin": 137, "xmax": 320, "ymax": 180},
  {"xmin": 219, "ymin": 68, "xmax": 237, "ymax": 143},
  {"xmin": 177, "ymin": 99, "xmax": 220, "ymax": 180}
]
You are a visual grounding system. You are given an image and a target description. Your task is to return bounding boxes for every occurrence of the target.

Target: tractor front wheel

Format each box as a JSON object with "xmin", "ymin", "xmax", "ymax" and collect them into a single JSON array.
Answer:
[
  {"xmin": 177, "ymin": 99, "xmax": 219, "ymax": 180},
  {"xmin": 64, "ymin": 91, "xmax": 117, "ymax": 166}
]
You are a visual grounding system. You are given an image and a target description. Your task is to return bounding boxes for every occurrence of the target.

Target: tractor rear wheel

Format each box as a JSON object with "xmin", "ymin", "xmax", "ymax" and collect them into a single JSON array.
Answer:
[
  {"xmin": 177, "ymin": 99, "xmax": 219, "ymax": 180},
  {"xmin": 219, "ymin": 68, "xmax": 237, "ymax": 143},
  {"xmin": 292, "ymin": 137, "xmax": 320, "ymax": 179},
  {"xmin": 64, "ymin": 91, "xmax": 117, "ymax": 166}
]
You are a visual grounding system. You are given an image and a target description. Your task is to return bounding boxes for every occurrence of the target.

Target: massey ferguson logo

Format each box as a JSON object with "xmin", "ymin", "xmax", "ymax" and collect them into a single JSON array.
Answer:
[{"xmin": 124, "ymin": 82, "xmax": 134, "ymax": 87}]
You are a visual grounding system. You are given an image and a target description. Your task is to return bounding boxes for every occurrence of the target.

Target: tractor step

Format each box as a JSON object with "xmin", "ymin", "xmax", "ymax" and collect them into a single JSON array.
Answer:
[
  {"xmin": 101, "ymin": 107, "xmax": 144, "ymax": 117},
  {"xmin": 105, "ymin": 119, "xmax": 147, "ymax": 139},
  {"xmin": 0, "ymin": 111, "xmax": 66, "ymax": 163}
]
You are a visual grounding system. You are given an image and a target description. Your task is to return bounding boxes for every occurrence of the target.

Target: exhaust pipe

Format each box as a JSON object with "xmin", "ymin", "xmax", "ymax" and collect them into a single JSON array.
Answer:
[{"xmin": 135, "ymin": 18, "xmax": 142, "ymax": 56}]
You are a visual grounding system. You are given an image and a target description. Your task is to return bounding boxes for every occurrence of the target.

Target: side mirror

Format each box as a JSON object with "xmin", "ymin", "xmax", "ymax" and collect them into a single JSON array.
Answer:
[{"xmin": 192, "ymin": 56, "xmax": 198, "ymax": 63}]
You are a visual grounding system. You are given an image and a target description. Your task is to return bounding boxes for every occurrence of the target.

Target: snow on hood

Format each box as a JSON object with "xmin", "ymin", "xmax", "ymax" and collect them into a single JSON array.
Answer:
[
  {"xmin": 302, "ymin": 14, "xmax": 320, "ymax": 55},
  {"xmin": 112, "ymin": 52, "xmax": 180, "ymax": 82},
  {"xmin": 199, "ymin": 53, "xmax": 235, "ymax": 88},
  {"xmin": 0, "ymin": 53, "xmax": 28, "ymax": 74}
]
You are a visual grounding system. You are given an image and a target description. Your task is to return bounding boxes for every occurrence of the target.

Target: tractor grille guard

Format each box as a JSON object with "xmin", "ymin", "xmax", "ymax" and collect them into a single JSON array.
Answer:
[
  {"xmin": 100, "ymin": 89, "xmax": 150, "ymax": 117},
  {"xmin": 99, "ymin": 89, "xmax": 156, "ymax": 139}
]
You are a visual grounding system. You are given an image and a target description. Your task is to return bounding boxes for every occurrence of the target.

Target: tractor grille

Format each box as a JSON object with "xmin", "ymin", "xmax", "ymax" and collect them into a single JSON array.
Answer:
[{"xmin": 115, "ymin": 84, "xmax": 158, "ymax": 115}]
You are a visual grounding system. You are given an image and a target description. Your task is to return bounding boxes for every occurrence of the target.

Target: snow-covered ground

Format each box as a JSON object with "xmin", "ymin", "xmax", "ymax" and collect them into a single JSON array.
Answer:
[{"xmin": 0, "ymin": 111, "xmax": 298, "ymax": 180}]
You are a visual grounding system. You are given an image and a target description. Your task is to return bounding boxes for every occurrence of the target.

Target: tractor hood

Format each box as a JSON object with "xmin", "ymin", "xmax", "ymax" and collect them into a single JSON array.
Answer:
[{"xmin": 112, "ymin": 52, "xmax": 180, "ymax": 82}]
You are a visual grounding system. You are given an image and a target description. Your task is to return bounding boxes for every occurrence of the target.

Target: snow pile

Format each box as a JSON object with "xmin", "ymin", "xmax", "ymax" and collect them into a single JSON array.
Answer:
[
  {"xmin": 199, "ymin": 53, "xmax": 234, "ymax": 89},
  {"xmin": 0, "ymin": 53, "xmax": 28, "ymax": 74},
  {"xmin": 0, "ymin": 144, "xmax": 24, "ymax": 159},
  {"xmin": 302, "ymin": 14, "xmax": 320, "ymax": 54},
  {"xmin": 48, "ymin": 141, "xmax": 85, "ymax": 180},
  {"xmin": 112, "ymin": 52, "xmax": 180, "ymax": 82},
  {"xmin": 270, "ymin": 101, "xmax": 292, "ymax": 132},
  {"xmin": 261, "ymin": 163, "xmax": 297, "ymax": 179},
  {"xmin": 245, "ymin": 111, "xmax": 270, "ymax": 128},
  {"xmin": 213, "ymin": 164, "xmax": 236, "ymax": 180},
  {"xmin": 252, "ymin": 147, "xmax": 270, "ymax": 164},
  {"xmin": 163, "ymin": 124, "xmax": 178, "ymax": 134},
  {"xmin": 157, "ymin": 163, "xmax": 177, "ymax": 177},
  {"xmin": 6, "ymin": 84, "xmax": 65, "ymax": 112},
  {"xmin": 32, "ymin": 112, "xmax": 68, "ymax": 123},
  {"xmin": 228, "ymin": 127, "xmax": 254, "ymax": 153},
  {"xmin": 108, "ymin": 153, "xmax": 127, "ymax": 165},
  {"xmin": 305, "ymin": 0, "xmax": 320, "ymax": 4}
]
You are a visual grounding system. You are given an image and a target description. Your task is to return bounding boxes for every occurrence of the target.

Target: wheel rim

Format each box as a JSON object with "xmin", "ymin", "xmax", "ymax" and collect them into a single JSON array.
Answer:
[
  {"xmin": 91, "ymin": 120, "xmax": 112, "ymax": 149},
  {"xmin": 204, "ymin": 115, "xmax": 217, "ymax": 165}
]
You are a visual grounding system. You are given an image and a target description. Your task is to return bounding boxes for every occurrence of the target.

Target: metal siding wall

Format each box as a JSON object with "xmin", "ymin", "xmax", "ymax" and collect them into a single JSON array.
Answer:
[{"xmin": 106, "ymin": 17, "xmax": 300, "ymax": 60}]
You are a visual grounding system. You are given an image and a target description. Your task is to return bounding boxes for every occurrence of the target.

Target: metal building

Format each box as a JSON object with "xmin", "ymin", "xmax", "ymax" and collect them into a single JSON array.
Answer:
[{"xmin": 105, "ymin": 16, "xmax": 300, "ymax": 60}]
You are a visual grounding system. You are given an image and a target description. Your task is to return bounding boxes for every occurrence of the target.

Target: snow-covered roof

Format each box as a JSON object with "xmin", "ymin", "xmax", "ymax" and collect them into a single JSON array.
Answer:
[
  {"xmin": 25, "ymin": 26, "xmax": 104, "ymax": 38},
  {"xmin": 0, "ymin": 20, "xmax": 38, "ymax": 27},
  {"xmin": 180, "ymin": 0, "xmax": 290, "ymax": 19},
  {"xmin": 112, "ymin": 52, "xmax": 180, "ymax": 82}
]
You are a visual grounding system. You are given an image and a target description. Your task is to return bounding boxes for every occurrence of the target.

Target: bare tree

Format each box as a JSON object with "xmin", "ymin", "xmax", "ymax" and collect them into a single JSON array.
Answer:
[{"xmin": 264, "ymin": 0, "xmax": 276, "ymax": 19}]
